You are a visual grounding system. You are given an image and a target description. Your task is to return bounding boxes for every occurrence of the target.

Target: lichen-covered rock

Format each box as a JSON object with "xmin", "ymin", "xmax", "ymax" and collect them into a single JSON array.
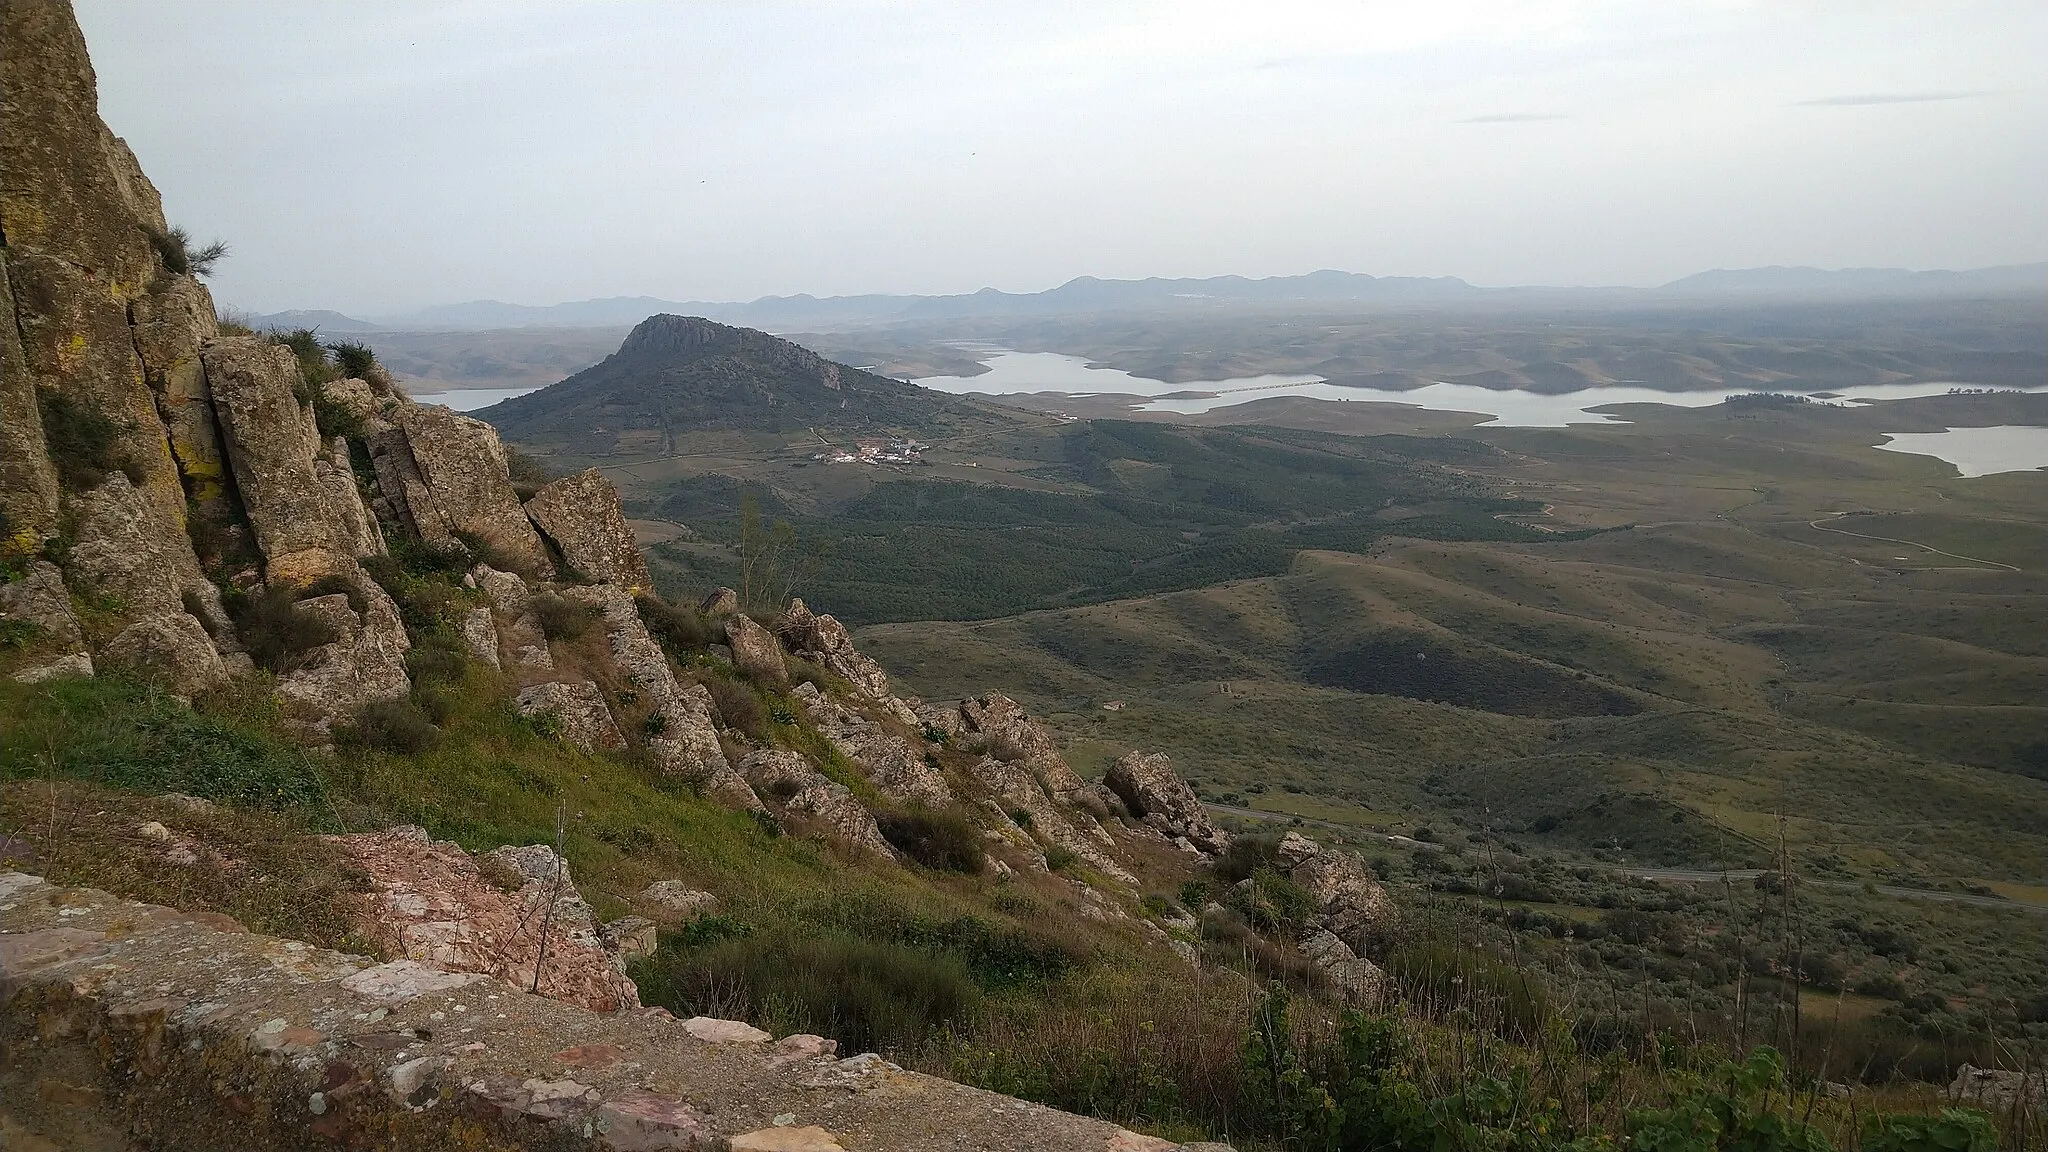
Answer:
[
  {"xmin": 319, "ymin": 376, "xmax": 379, "ymax": 422},
  {"xmin": 959, "ymin": 692, "xmax": 1060, "ymax": 763},
  {"xmin": 968, "ymin": 756, "xmax": 1134, "ymax": 884},
  {"xmin": 1276, "ymin": 830, "xmax": 1322, "ymax": 870},
  {"xmin": 1288, "ymin": 850, "xmax": 1398, "ymax": 959},
  {"xmin": 1104, "ymin": 751, "xmax": 1230, "ymax": 855},
  {"xmin": 0, "ymin": 255, "xmax": 62, "ymax": 544},
  {"xmin": 1299, "ymin": 929, "xmax": 1388, "ymax": 1005},
  {"xmin": 392, "ymin": 404, "xmax": 553, "ymax": 576},
  {"xmin": 273, "ymin": 581, "xmax": 412, "ymax": 741},
  {"xmin": 64, "ymin": 473, "xmax": 210, "ymax": 619},
  {"xmin": 201, "ymin": 337, "xmax": 357, "ymax": 585},
  {"xmin": 741, "ymin": 749, "xmax": 894, "ymax": 858},
  {"xmin": 777, "ymin": 597, "xmax": 890, "ymax": 700},
  {"xmin": 0, "ymin": 559, "xmax": 83, "ymax": 651},
  {"xmin": 317, "ymin": 434, "xmax": 385, "ymax": 559},
  {"xmin": 99, "ymin": 611, "xmax": 227, "ymax": 697},
  {"xmin": 600, "ymin": 916, "xmax": 659, "ymax": 961},
  {"xmin": 129, "ymin": 276, "xmax": 228, "ymax": 509},
  {"xmin": 791, "ymin": 681, "xmax": 952, "ymax": 808},
  {"xmin": 523, "ymin": 468, "xmax": 653, "ymax": 590},
  {"xmin": 724, "ymin": 612, "xmax": 787, "ymax": 685},
  {"xmin": 324, "ymin": 825, "xmax": 638, "ymax": 1012},
  {"xmin": 365, "ymin": 425, "xmax": 455, "ymax": 545},
  {"xmin": 11, "ymin": 651, "xmax": 94, "ymax": 684},
  {"xmin": 461, "ymin": 604, "xmax": 502, "ymax": 669},
  {"xmin": 473, "ymin": 564, "xmax": 553, "ymax": 671},
  {"xmin": 700, "ymin": 586, "xmax": 739, "ymax": 616},
  {"xmin": 517, "ymin": 680, "xmax": 626, "ymax": 753},
  {"xmin": 565, "ymin": 584, "xmax": 756, "ymax": 809}
]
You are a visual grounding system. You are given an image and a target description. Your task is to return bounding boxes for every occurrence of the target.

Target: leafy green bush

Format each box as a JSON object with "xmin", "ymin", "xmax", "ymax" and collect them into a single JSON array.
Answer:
[
  {"xmin": 1861, "ymin": 1108, "xmax": 1996, "ymax": 1152},
  {"xmin": 877, "ymin": 806, "xmax": 985, "ymax": 873},
  {"xmin": 37, "ymin": 390, "xmax": 142, "ymax": 491},
  {"xmin": 1626, "ymin": 1048, "xmax": 1833, "ymax": 1152}
]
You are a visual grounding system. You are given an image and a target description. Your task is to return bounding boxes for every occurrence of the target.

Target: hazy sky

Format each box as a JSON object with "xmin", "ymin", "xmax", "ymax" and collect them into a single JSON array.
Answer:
[{"xmin": 74, "ymin": 0, "xmax": 2048, "ymax": 316}]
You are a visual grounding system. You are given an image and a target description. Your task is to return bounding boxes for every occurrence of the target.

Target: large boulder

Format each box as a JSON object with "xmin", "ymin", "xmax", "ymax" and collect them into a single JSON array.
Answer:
[
  {"xmin": 724, "ymin": 612, "xmax": 787, "ymax": 685},
  {"xmin": 516, "ymin": 680, "xmax": 626, "ymax": 753},
  {"xmin": 200, "ymin": 337, "xmax": 356, "ymax": 585},
  {"xmin": 1300, "ymin": 929, "xmax": 1388, "ymax": 1005},
  {"xmin": 1287, "ymin": 848, "xmax": 1398, "ymax": 959},
  {"xmin": 968, "ymin": 756, "xmax": 1134, "ymax": 884},
  {"xmin": 323, "ymin": 825, "xmax": 638, "ymax": 1013},
  {"xmin": 1104, "ymin": 751, "xmax": 1230, "ymax": 855},
  {"xmin": 741, "ymin": 749, "xmax": 895, "ymax": 859},
  {"xmin": 389, "ymin": 404, "xmax": 554, "ymax": 576},
  {"xmin": 777, "ymin": 597, "xmax": 891, "ymax": 700},
  {"xmin": 98, "ymin": 611, "xmax": 227, "ymax": 698},
  {"xmin": 522, "ymin": 468, "xmax": 653, "ymax": 590},
  {"xmin": 0, "ymin": 559, "xmax": 84, "ymax": 652}
]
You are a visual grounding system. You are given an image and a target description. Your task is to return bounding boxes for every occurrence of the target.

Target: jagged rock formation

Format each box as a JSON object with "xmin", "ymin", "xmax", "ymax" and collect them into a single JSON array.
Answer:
[
  {"xmin": 473, "ymin": 563, "xmax": 554, "ymax": 671},
  {"xmin": 524, "ymin": 468, "xmax": 652, "ymax": 589},
  {"xmin": 779, "ymin": 597, "xmax": 893, "ymax": 699},
  {"xmin": 1272, "ymin": 832, "xmax": 1399, "ymax": 960},
  {"xmin": 793, "ymin": 681, "xmax": 953, "ymax": 808},
  {"xmin": 1105, "ymin": 752, "xmax": 1231, "ymax": 855},
  {"xmin": 741, "ymin": 749, "xmax": 896, "ymax": 858},
  {"xmin": 726, "ymin": 612, "xmax": 788, "ymax": 685}
]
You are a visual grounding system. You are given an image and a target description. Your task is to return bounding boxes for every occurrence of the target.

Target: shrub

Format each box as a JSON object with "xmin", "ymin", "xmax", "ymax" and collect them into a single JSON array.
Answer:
[
  {"xmin": 877, "ymin": 807, "xmax": 985, "ymax": 873},
  {"xmin": 1044, "ymin": 846, "xmax": 1078, "ymax": 872},
  {"xmin": 636, "ymin": 930, "xmax": 980, "ymax": 1056},
  {"xmin": 637, "ymin": 594, "xmax": 711, "ymax": 652},
  {"xmin": 531, "ymin": 591, "xmax": 595, "ymax": 642},
  {"xmin": 38, "ymin": 391, "xmax": 142, "ymax": 491},
  {"xmin": 505, "ymin": 447, "xmax": 557, "ymax": 500},
  {"xmin": 701, "ymin": 677, "xmax": 765, "ymax": 740},
  {"xmin": 226, "ymin": 585, "xmax": 341, "ymax": 673},
  {"xmin": 325, "ymin": 340, "xmax": 379, "ymax": 380},
  {"xmin": 271, "ymin": 328, "xmax": 338, "ymax": 387},
  {"xmin": 1213, "ymin": 832, "xmax": 1279, "ymax": 884},
  {"xmin": 145, "ymin": 225, "xmax": 228, "ymax": 277},
  {"xmin": 404, "ymin": 632, "xmax": 469, "ymax": 685},
  {"xmin": 345, "ymin": 697, "xmax": 437, "ymax": 755},
  {"xmin": 1862, "ymin": 1109, "xmax": 1996, "ymax": 1152},
  {"xmin": 1386, "ymin": 942, "xmax": 1549, "ymax": 1040},
  {"xmin": 309, "ymin": 385, "xmax": 365, "ymax": 441}
]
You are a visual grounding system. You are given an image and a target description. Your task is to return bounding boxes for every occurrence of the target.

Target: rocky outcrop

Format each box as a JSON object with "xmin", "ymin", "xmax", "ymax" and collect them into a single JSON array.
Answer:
[
  {"xmin": 391, "ymin": 404, "xmax": 554, "ymax": 575},
  {"xmin": 324, "ymin": 826, "xmax": 638, "ymax": 1013},
  {"xmin": 1299, "ymin": 929, "xmax": 1388, "ymax": 1005},
  {"xmin": 792, "ymin": 682, "xmax": 953, "ymax": 808},
  {"xmin": 523, "ymin": 468, "xmax": 652, "ymax": 590},
  {"xmin": 701, "ymin": 586, "xmax": 739, "ymax": 616},
  {"xmin": 1950, "ymin": 1065, "xmax": 2043, "ymax": 1116},
  {"xmin": 1275, "ymin": 835, "xmax": 1399, "ymax": 959},
  {"xmin": 473, "ymin": 563, "xmax": 554, "ymax": 672},
  {"xmin": 517, "ymin": 680, "xmax": 627, "ymax": 753},
  {"xmin": 725, "ymin": 612, "xmax": 788, "ymax": 685},
  {"xmin": 565, "ymin": 583, "xmax": 757, "ymax": 809},
  {"xmin": 1104, "ymin": 752, "xmax": 1230, "ymax": 855},
  {"xmin": 969, "ymin": 756, "xmax": 1135, "ymax": 884},
  {"xmin": 201, "ymin": 337, "xmax": 360, "ymax": 585},
  {"xmin": 777, "ymin": 597, "xmax": 891, "ymax": 700},
  {"xmin": 636, "ymin": 881, "xmax": 720, "ymax": 921},
  {"xmin": 0, "ymin": 559, "xmax": 84, "ymax": 653},
  {"xmin": 273, "ymin": 583, "xmax": 413, "ymax": 741},
  {"xmin": 460, "ymin": 604, "xmax": 502, "ymax": 669},
  {"xmin": 741, "ymin": 749, "xmax": 895, "ymax": 859},
  {"xmin": 0, "ymin": 254, "xmax": 61, "ymax": 546},
  {"xmin": 98, "ymin": 610, "xmax": 228, "ymax": 697},
  {"xmin": 129, "ymin": 275, "xmax": 228, "ymax": 510},
  {"xmin": 2, "ymin": 870, "xmax": 1227, "ymax": 1152}
]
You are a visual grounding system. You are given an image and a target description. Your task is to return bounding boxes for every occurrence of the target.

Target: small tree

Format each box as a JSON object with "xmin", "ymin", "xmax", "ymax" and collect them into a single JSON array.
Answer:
[
  {"xmin": 146, "ymin": 225, "xmax": 228, "ymax": 278},
  {"xmin": 735, "ymin": 493, "xmax": 827, "ymax": 615}
]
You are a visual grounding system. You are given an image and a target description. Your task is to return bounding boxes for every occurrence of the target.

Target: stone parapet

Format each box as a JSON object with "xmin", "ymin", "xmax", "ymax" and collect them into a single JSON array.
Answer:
[{"xmin": 1, "ymin": 872, "xmax": 1222, "ymax": 1151}]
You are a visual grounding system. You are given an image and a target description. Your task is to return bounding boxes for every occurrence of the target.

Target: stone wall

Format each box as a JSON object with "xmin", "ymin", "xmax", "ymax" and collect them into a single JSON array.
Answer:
[{"xmin": 0, "ymin": 872, "xmax": 1227, "ymax": 1152}]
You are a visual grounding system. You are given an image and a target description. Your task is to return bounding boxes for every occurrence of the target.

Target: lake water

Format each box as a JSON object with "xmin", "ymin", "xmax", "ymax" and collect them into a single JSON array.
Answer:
[
  {"xmin": 1874, "ymin": 426, "xmax": 2048, "ymax": 478},
  {"xmin": 417, "ymin": 385, "xmax": 545, "ymax": 412},
  {"xmin": 913, "ymin": 349, "xmax": 2048, "ymax": 428}
]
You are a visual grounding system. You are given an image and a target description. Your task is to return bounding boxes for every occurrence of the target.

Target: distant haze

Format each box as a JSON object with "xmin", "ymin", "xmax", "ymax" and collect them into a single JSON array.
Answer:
[{"xmin": 74, "ymin": 1, "xmax": 2048, "ymax": 316}]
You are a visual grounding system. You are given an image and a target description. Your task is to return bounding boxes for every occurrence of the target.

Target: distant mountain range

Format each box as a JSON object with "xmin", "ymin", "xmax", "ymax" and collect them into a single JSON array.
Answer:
[{"xmin": 252, "ymin": 263, "xmax": 2046, "ymax": 334}]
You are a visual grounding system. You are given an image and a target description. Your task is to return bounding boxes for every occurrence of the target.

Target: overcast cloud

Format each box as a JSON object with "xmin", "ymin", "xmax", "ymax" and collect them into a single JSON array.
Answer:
[{"xmin": 73, "ymin": 0, "xmax": 2048, "ymax": 315}]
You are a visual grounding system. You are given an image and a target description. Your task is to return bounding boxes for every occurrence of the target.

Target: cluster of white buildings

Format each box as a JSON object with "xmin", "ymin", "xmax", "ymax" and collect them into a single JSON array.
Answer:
[{"xmin": 812, "ymin": 438, "xmax": 928, "ymax": 465}]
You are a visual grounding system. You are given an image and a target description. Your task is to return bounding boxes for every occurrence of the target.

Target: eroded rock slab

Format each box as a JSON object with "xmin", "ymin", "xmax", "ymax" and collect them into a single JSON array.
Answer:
[
  {"xmin": 524, "ymin": 468, "xmax": 653, "ymax": 590},
  {"xmin": 777, "ymin": 598, "xmax": 890, "ymax": 700},
  {"xmin": 1104, "ymin": 752, "xmax": 1230, "ymax": 856},
  {"xmin": 517, "ymin": 680, "xmax": 627, "ymax": 753}
]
